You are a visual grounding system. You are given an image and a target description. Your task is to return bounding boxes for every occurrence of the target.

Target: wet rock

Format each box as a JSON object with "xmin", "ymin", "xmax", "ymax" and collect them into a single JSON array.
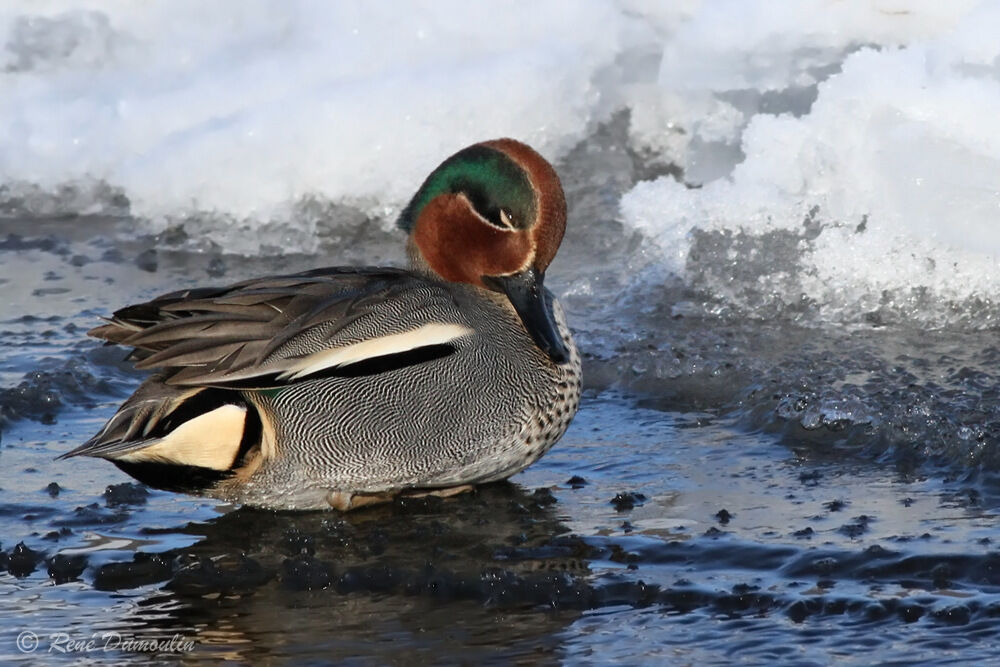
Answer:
[
  {"xmin": 103, "ymin": 482, "xmax": 148, "ymax": 507},
  {"xmin": 506, "ymin": 531, "xmax": 528, "ymax": 546},
  {"xmin": 156, "ymin": 225, "xmax": 190, "ymax": 246},
  {"xmin": 135, "ymin": 248, "xmax": 158, "ymax": 272},
  {"xmin": 811, "ymin": 557, "xmax": 839, "ymax": 576},
  {"xmin": 8, "ymin": 542, "xmax": 43, "ymax": 578},
  {"xmin": 413, "ymin": 564, "xmax": 481, "ymax": 599},
  {"xmin": 320, "ymin": 518, "xmax": 356, "ymax": 547},
  {"xmin": 531, "ymin": 488, "xmax": 557, "ymax": 507},
  {"xmin": 823, "ymin": 499, "xmax": 847, "ymax": 512},
  {"xmin": 393, "ymin": 494, "xmax": 445, "ymax": 515},
  {"xmin": 0, "ymin": 354, "xmax": 128, "ymax": 428},
  {"xmin": 409, "ymin": 519, "xmax": 447, "ymax": 544},
  {"xmin": 0, "ymin": 375, "xmax": 60, "ymax": 426},
  {"xmin": 47, "ymin": 554, "xmax": 87, "ymax": 584},
  {"xmin": 658, "ymin": 587, "xmax": 714, "ymax": 615},
  {"xmin": 280, "ymin": 530, "xmax": 316, "ymax": 557},
  {"xmin": 732, "ymin": 583, "xmax": 759, "ymax": 596},
  {"xmin": 715, "ymin": 589, "xmax": 777, "ymax": 617},
  {"xmin": 168, "ymin": 556, "xmax": 223, "ymax": 596},
  {"xmin": 839, "ymin": 514, "xmax": 872, "ymax": 538},
  {"xmin": 281, "ymin": 554, "xmax": 334, "ymax": 591},
  {"xmin": 334, "ymin": 565, "xmax": 392, "ymax": 595},
  {"xmin": 839, "ymin": 522, "xmax": 868, "ymax": 538},
  {"xmin": 610, "ymin": 492, "xmax": 647, "ymax": 512},
  {"xmin": 863, "ymin": 602, "xmax": 889, "ymax": 621},
  {"xmin": 594, "ymin": 579, "xmax": 657, "ymax": 609},
  {"xmin": 207, "ymin": 256, "xmax": 227, "ymax": 277},
  {"xmin": 798, "ymin": 470, "xmax": 822, "ymax": 485},
  {"xmin": 316, "ymin": 518, "xmax": 354, "ymax": 547},
  {"xmin": 566, "ymin": 475, "xmax": 588, "ymax": 488},
  {"xmin": 408, "ymin": 565, "xmax": 477, "ymax": 602},
  {"xmin": 506, "ymin": 501, "xmax": 529, "ymax": 517},
  {"xmin": 703, "ymin": 526, "xmax": 725, "ymax": 537},
  {"xmin": 608, "ymin": 544, "xmax": 639, "ymax": 565},
  {"xmin": 819, "ymin": 598, "xmax": 846, "ymax": 616},
  {"xmin": 0, "ymin": 234, "xmax": 59, "ymax": 252},
  {"xmin": 899, "ymin": 604, "xmax": 926, "ymax": 623},
  {"xmin": 931, "ymin": 563, "xmax": 953, "ymax": 588},
  {"xmin": 864, "ymin": 544, "xmax": 892, "ymax": 556},
  {"xmin": 101, "ymin": 248, "xmax": 123, "ymax": 263},
  {"xmin": 792, "ymin": 526, "xmax": 814, "ymax": 539},
  {"xmin": 58, "ymin": 503, "xmax": 130, "ymax": 526},
  {"xmin": 474, "ymin": 566, "xmax": 515, "ymax": 603},
  {"xmin": 0, "ymin": 358, "xmax": 115, "ymax": 429},
  {"xmin": 494, "ymin": 569, "xmax": 593, "ymax": 609},
  {"xmin": 365, "ymin": 528, "xmax": 386, "ymax": 556},
  {"xmin": 93, "ymin": 553, "xmax": 173, "ymax": 591},
  {"xmin": 168, "ymin": 555, "xmax": 271, "ymax": 597},
  {"xmin": 933, "ymin": 605, "xmax": 971, "ymax": 626}
]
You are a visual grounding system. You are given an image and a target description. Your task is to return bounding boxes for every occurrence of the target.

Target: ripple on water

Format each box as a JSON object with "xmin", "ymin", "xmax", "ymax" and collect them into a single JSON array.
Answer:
[{"xmin": 3, "ymin": 139, "xmax": 1000, "ymax": 662}]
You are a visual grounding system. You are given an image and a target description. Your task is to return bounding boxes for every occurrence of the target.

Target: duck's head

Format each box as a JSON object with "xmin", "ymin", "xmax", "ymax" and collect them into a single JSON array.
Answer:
[{"xmin": 397, "ymin": 139, "xmax": 569, "ymax": 363}]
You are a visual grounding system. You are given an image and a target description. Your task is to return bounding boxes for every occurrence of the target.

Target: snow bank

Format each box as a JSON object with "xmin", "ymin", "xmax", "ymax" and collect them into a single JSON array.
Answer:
[
  {"xmin": 3, "ymin": 1, "xmax": 1000, "ymax": 326},
  {"xmin": 0, "ymin": 1, "xmax": 627, "ymax": 249},
  {"xmin": 621, "ymin": 1, "xmax": 1000, "ymax": 325}
]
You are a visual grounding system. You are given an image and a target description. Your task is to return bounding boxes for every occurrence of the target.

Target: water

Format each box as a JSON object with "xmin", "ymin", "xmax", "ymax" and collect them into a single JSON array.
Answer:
[
  {"xmin": 4, "ymin": 2, "xmax": 1000, "ymax": 663},
  {"xmin": 3, "ymin": 120, "xmax": 1000, "ymax": 663}
]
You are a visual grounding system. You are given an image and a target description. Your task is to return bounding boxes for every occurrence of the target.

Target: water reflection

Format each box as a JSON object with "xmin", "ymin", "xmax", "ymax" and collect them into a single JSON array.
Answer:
[{"xmin": 95, "ymin": 483, "xmax": 592, "ymax": 662}]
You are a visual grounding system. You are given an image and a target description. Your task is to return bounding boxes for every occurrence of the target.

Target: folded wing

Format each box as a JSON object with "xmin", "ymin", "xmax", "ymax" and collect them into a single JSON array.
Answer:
[{"xmin": 89, "ymin": 267, "xmax": 474, "ymax": 387}]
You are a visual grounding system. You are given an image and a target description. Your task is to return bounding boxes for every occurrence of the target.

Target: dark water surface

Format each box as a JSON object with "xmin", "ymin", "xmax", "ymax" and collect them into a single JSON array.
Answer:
[{"xmin": 3, "ymin": 134, "xmax": 1000, "ymax": 664}]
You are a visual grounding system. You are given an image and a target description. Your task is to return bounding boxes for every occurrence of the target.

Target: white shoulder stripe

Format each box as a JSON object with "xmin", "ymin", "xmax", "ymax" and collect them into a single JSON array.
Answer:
[{"xmin": 279, "ymin": 322, "xmax": 473, "ymax": 381}]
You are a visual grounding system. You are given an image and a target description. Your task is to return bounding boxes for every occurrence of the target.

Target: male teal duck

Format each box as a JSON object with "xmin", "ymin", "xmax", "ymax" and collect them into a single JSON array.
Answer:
[{"xmin": 61, "ymin": 139, "xmax": 581, "ymax": 510}]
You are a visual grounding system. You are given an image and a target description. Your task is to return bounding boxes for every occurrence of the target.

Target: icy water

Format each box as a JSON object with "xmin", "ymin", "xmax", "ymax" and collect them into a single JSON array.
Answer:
[{"xmin": 3, "ymin": 130, "xmax": 1000, "ymax": 665}]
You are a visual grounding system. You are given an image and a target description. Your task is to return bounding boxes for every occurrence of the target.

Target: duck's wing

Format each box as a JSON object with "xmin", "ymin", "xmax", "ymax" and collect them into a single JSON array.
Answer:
[{"xmin": 90, "ymin": 267, "xmax": 475, "ymax": 388}]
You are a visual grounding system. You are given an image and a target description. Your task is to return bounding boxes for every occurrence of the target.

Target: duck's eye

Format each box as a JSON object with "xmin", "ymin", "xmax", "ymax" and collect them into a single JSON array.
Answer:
[{"xmin": 499, "ymin": 208, "xmax": 514, "ymax": 229}]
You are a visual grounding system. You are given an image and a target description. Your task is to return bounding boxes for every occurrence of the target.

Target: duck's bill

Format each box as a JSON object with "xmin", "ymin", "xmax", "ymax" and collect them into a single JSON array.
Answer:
[{"xmin": 483, "ymin": 268, "xmax": 570, "ymax": 364}]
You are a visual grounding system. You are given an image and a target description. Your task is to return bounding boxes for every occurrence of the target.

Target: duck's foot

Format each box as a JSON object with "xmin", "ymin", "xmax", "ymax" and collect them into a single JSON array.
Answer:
[
  {"xmin": 401, "ymin": 484, "xmax": 475, "ymax": 500},
  {"xmin": 326, "ymin": 484, "xmax": 475, "ymax": 511}
]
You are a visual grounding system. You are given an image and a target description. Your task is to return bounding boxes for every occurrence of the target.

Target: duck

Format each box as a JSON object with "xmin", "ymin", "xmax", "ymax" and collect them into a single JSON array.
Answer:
[{"xmin": 61, "ymin": 139, "xmax": 582, "ymax": 511}]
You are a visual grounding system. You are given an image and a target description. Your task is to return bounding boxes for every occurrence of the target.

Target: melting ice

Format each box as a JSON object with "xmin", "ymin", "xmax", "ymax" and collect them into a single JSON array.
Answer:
[{"xmin": 2, "ymin": 0, "xmax": 1000, "ymax": 325}]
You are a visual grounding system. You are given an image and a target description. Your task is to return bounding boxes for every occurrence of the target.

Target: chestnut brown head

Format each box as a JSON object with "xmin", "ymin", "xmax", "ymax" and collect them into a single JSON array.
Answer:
[{"xmin": 397, "ymin": 139, "xmax": 569, "ymax": 363}]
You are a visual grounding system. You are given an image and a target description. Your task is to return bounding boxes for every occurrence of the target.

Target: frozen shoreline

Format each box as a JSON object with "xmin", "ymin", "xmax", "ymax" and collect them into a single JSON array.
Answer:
[{"xmin": 3, "ymin": 1, "xmax": 1000, "ymax": 326}]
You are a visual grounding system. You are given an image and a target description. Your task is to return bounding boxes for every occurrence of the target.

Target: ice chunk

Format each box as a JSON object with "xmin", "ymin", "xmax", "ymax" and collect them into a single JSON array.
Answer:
[
  {"xmin": 621, "ymin": 2, "xmax": 1000, "ymax": 326},
  {"xmin": 0, "ymin": 1, "xmax": 629, "ymax": 251}
]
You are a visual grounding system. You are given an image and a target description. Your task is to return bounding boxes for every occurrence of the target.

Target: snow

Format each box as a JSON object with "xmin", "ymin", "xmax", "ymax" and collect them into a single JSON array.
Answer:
[
  {"xmin": 2, "ymin": 0, "xmax": 1000, "ymax": 324},
  {"xmin": 620, "ymin": 0, "xmax": 1000, "ymax": 325},
  {"xmin": 0, "ymin": 0, "xmax": 627, "ymax": 244}
]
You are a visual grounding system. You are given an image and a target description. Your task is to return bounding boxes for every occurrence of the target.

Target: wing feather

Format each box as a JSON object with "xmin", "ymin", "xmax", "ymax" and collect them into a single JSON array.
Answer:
[{"xmin": 90, "ymin": 267, "xmax": 473, "ymax": 387}]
